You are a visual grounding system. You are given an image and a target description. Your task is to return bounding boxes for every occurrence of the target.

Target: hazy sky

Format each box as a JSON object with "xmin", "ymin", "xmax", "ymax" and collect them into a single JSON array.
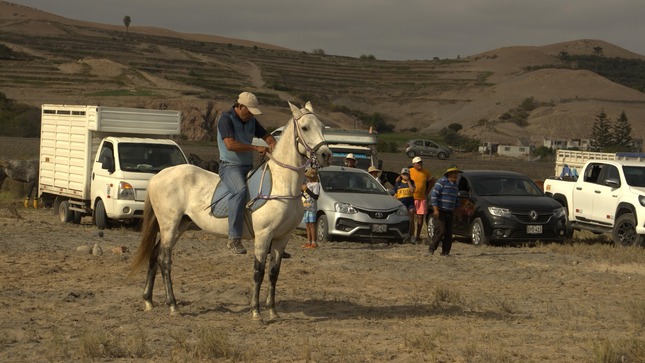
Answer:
[{"xmin": 9, "ymin": 0, "xmax": 645, "ymax": 60}]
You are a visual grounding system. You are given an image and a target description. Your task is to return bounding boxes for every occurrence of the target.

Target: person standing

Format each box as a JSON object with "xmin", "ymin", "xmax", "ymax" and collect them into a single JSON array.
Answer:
[
  {"xmin": 393, "ymin": 167, "xmax": 416, "ymax": 243},
  {"xmin": 367, "ymin": 166, "xmax": 382, "ymax": 183},
  {"xmin": 408, "ymin": 156, "xmax": 433, "ymax": 244},
  {"xmin": 301, "ymin": 167, "xmax": 320, "ymax": 248},
  {"xmin": 344, "ymin": 153, "xmax": 357, "ymax": 168},
  {"xmin": 429, "ymin": 165, "xmax": 462, "ymax": 256},
  {"xmin": 217, "ymin": 91, "xmax": 276, "ymax": 254}
]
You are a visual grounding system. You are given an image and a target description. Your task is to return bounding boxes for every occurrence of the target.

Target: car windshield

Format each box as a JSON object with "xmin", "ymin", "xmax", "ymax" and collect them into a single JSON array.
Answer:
[
  {"xmin": 319, "ymin": 170, "xmax": 388, "ymax": 194},
  {"xmin": 471, "ymin": 176, "xmax": 543, "ymax": 196},
  {"xmin": 623, "ymin": 166, "xmax": 645, "ymax": 187},
  {"xmin": 118, "ymin": 143, "xmax": 187, "ymax": 173}
]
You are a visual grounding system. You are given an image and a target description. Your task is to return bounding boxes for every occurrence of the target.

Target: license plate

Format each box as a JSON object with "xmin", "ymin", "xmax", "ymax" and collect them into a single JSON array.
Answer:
[
  {"xmin": 372, "ymin": 224, "xmax": 387, "ymax": 233},
  {"xmin": 527, "ymin": 225, "xmax": 542, "ymax": 234}
]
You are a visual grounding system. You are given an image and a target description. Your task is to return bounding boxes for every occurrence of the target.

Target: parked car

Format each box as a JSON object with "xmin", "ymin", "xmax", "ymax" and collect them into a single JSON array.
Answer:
[
  {"xmin": 427, "ymin": 170, "xmax": 567, "ymax": 245},
  {"xmin": 300, "ymin": 166, "xmax": 410, "ymax": 242},
  {"xmin": 405, "ymin": 139, "xmax": 452, "ymax": 159}
]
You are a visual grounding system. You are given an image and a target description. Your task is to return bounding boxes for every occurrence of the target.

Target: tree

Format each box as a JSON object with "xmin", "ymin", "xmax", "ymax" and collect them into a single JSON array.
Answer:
[
  {"xmin": 589, "ymin": 110, "xmax": 612, "ymax": 150},
  {"xmin": 612, "ymin": 111, "xmax": 633, "ymax": 149},
  {"xmin": 123, "ymin": 16, "xmax": 131, "ymax": 33}
]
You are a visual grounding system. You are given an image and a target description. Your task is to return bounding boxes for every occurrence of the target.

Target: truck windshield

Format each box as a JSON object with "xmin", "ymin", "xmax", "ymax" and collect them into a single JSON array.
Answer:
[
  {"xmin": 623, "ymin": 166, "xmax": 645, "ymax": 187},
  {"xmin": 118, "ymin": 143, "xmax": 187, "ymax": 173}
]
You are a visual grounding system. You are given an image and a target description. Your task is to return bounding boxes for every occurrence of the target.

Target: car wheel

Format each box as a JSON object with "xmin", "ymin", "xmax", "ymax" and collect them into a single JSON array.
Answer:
[
  {"xmin": 58, "ymin": 200, "xmax": 73, "ymax": 223},
  {"xmin": 613, "ymin": 213, "xmax": 644, "ymax": 247},
  {"xmin": 437, "ymin": 152, "xmax": 447, "ymax": 160},
  {"xmin": 316, "ymin": 214, "xmax": 331, "ymax": 243},
  {"xmin": 406, "ymin": 150, "xmax": 416, "ymax": 158},
  {"xmin": 95, "ymin": 199, "xmax": 110, "ymax": 230},
  {"xmin": 470, "ymin": 217, "xmax": 489, "ymax": 246},
  {"xmin": 426, "ymin": 214, "xmax": 436, "ymax": 240}
]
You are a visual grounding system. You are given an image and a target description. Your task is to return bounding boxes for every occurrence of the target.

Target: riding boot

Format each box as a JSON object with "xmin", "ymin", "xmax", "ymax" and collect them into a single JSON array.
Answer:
[{"xmin": 227, "ymin": 238, "xmax": 247, "ymax": 254}]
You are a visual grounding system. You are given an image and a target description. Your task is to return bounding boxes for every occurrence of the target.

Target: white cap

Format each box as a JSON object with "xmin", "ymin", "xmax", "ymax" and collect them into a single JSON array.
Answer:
[
  {"xmin": 368, "ymin": 166, "xmax": 381, "ymax": 173},
  {"xmin": 412, "ymin": 156, "xmax": 422, "ymax": 164},
  {"xmin": 345, "ymin": 153, "xmax": 356, "ymax": 160},
  {"xmin": 237, "ymin": 92, "xmax": 262, "ymax": 115}
]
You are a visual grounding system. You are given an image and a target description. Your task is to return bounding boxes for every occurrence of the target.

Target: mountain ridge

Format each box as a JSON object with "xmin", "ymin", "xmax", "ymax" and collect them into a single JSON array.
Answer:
[{"xmin": 1, "ymin": 0, "xmax": 644, "ymax": 146}]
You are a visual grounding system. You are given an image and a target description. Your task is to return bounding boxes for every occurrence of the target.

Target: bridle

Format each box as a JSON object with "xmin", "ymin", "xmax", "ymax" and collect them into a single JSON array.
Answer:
[
  {"xmin": 263, "ymin": 110, "xmax": 327, "ymax": 171},
  {"xmin": 248, "ymin": 110, "xmax": 328, "ymax": 204}
]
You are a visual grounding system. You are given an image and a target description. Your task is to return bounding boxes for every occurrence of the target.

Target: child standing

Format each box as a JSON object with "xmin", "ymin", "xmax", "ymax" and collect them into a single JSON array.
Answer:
[
  {"xmin": 301, "ymin": 167, "xmax": 320, "ymax": 248},
  {"xmin": 394, "ymin": 167, "xmax": 416, "ymax": 243}
]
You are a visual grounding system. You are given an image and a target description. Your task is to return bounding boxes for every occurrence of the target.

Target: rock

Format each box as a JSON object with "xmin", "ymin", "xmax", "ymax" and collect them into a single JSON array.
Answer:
[
  {"xmin": 92, "ymin": 243, "xmax": 103, "ymax": 256},
  {"xmin": 111, "ymin": 246, "xmax": 128, "ymax": 254},
  {"xmin": 76, "ymin": 245, "xmax": 92, "ymax": 254}
]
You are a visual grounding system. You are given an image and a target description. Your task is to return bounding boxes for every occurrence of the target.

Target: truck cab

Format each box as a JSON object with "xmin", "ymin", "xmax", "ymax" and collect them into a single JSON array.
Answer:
[{"xmin": 91, "ymin": 137, "xmax": 187, "ymax": 227}]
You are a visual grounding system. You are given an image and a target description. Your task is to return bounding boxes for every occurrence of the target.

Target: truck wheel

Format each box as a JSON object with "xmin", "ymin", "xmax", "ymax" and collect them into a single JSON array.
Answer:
[
  {"xmin": 437, "ymin": 152, "xmax": 447, "ymax": 160},
  {"xmin": 95, "ymin": 199, "xmax": 110, "ymax": 230},
  {"xmin": 316, "ymin": 215, "xmax": 331, "ymax": 243},
  {"xmin": 72, "ymin": 211, "xmax": 82, "ymax": 224},
  {"xmin": 406, "ymin": 150, "xmax": 416, "ymax": 158},
  {"xmin": 470, "ymin": 218, "xmax": 489, "ymax": 246},
  {"xmin": 52, "ymin": 197, "xmax": 62, "ymax": 216},
  {"xmin": 613, "ymin": 213, "xmax": 644, "ymax": 247},
  {"xmin": 58, "ymin": 200, "xmax": 73, "ymax": 223}
]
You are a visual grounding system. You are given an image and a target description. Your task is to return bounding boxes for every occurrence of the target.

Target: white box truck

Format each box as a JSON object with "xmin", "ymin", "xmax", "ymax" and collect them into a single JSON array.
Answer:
[{"xmin": 38, "ymin": 104, "xmax": 188, "ymax": 229}]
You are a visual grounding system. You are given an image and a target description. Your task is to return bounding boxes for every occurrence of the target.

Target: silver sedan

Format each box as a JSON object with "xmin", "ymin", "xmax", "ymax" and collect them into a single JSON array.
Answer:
[{"xmin": 301, "ymin": 166, "xmax": 410, "ymax": 242}]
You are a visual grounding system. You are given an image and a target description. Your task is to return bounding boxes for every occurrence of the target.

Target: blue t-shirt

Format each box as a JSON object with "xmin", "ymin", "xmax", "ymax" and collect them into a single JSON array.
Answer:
[{"xmin": 216, "ymin": 107, "xmax": 268, "ymax": 166}]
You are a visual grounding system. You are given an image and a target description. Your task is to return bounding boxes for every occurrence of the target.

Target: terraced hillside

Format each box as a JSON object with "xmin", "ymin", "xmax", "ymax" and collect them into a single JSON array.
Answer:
[{"xmin": 1, "ymin": 1, "xmax": 645, "ymax": 144}]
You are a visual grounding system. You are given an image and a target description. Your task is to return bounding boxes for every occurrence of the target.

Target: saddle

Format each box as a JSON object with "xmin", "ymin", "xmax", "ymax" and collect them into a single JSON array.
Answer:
[{"xmin": 210, "ymin": 163, "xmax": 272, "ymax": 218}]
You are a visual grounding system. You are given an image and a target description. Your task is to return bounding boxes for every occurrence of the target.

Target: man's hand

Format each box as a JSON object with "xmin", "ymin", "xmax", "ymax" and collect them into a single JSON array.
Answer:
[{"xmin": 255, "ymin": 145, "xmax": 269, "ymax": 156}]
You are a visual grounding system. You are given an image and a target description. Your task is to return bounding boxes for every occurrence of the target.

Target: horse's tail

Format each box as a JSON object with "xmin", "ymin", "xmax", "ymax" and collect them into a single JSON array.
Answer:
[{"xmin": 130, "ymin": 195, "xmax": 159, "ymax": 275}]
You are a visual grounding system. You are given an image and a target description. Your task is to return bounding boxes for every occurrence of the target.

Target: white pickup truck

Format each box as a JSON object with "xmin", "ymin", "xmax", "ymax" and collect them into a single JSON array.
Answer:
[{"xmin": 543, "ymin": 150, "xmax": 645, "ymax": 246}]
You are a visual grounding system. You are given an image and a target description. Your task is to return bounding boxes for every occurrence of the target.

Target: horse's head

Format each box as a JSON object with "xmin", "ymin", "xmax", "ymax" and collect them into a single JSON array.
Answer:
[{"xmin": 288, "ymin": 101, "xmax": 332, "ymax": 168}]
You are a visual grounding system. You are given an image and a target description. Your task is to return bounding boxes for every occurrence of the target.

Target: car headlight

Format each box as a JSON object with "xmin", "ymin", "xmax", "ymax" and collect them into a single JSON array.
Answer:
[
  {"xmin": 118, "ymin": 181, "xmax": 136, "ymax": 200},
  {"xmin": 488, "ymin": 206, "xmax": 511, "ymax": 217},
  {"xmin": 335, "ymin": 202, "xmax": 357, "ymax": 214},
  {"xmin": 553, "ymin": 207, "xmax": 566, "ymax": 218},
  {"xmin": 639, "ymin": 195, "xmax": 645, "ymax": 207},
  {"xmin": 395, "ymin": 205, "xmax": 408, "ymax": 216}
]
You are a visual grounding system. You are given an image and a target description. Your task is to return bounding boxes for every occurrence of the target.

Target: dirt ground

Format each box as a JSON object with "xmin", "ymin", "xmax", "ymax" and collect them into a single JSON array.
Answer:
[{"xmin": 1, "ymin": 137, "xmax": 645, "ymax": 362}]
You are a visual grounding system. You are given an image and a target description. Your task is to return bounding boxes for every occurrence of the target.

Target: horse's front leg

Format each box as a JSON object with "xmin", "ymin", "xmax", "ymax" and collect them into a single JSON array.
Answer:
[
  {"xmin": 251, "ymin": 252, "xmax": 268, "ymax": 321},
  {"xmin": 265, "ymin": 252, "xmax": 282, "ymax": 320},
  {"xmin": 142, "ymin": 242, "xmax": 161, "ymax": 311}
]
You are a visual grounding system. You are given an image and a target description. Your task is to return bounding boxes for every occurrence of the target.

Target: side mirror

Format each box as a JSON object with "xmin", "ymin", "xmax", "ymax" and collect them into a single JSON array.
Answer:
[
  {"xmin": 604, "ymin": 178, "xmax": 620, "ymax": 188},
  {"xmin": 101, "ymin": 157, "xmax": 115, "ymax": 174}
]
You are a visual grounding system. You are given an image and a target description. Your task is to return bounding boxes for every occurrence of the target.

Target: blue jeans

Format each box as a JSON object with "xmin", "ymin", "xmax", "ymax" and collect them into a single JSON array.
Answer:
[{"xmin": 218, "ymin": 161, "xmax": 252, "ymax": 239}]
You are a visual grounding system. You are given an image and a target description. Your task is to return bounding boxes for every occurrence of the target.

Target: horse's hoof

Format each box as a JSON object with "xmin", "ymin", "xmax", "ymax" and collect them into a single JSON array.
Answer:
[
  {"xmin": 252, "ymin": 310, "xmax": 263, "ymax": 322},
  {"xmin": 268, "ymin": 310, "xmax": 280, "ymax": 321},
  {"xmin": 144, "ymin": 301, "xmax": 154, "ymax": 311},
  {"xmin": 169, "ymin": 307, "xmax": 182, "ymax": 316}
]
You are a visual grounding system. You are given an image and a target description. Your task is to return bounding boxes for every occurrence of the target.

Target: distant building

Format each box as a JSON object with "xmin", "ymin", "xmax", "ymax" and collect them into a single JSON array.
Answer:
[
  {"xmin": 543, "ymin": 138, "xmax": 591, "ymax": 150},
  {"xmin": 542, "ymin": 137, "xmax": 643, "ymax": 152},
  {"xmin": 497, "ymin": 145, "xmax": 533, "ymax": 158}
]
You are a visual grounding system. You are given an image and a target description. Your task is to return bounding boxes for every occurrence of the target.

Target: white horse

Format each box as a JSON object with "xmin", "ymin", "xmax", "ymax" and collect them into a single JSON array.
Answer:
[{"xmin": 131, "ymin": 101, "xmax": 331, "ymax": 321}]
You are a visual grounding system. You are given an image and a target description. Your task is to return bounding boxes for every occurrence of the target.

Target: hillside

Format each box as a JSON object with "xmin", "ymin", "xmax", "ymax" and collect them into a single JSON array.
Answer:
[{"xmin": 1, "ymin": 1, "xmax": 645, "ymax": 145}]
